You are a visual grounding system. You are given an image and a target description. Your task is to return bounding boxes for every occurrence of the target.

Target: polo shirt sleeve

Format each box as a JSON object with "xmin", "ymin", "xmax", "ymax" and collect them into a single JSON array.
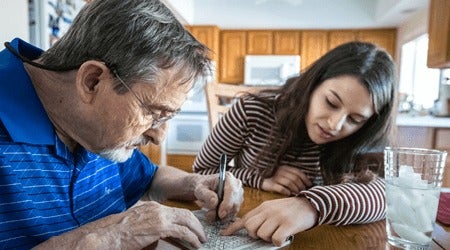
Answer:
[{"xmin": 119, "ymin": 149, "xmax": 158, "ymax": 208}]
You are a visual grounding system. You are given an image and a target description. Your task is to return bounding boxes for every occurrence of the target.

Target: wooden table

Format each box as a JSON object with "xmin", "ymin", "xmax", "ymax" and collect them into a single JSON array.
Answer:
[{"xmin": 149, "ymin": 187, "xmax": 450, "ymax": 250}]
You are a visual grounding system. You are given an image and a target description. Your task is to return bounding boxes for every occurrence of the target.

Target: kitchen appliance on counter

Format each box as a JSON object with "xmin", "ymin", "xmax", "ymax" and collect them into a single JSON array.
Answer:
[
  {"xmin": 244, "ymin": 55, "xmax": 300, "ymax": 86},
  {"xmin": 165, "ymin": 80, "xmax": 210, "ymax": 156},
  {"xmin": 166, "ymin": 113, "xmax": 209, "ymax": 155}
]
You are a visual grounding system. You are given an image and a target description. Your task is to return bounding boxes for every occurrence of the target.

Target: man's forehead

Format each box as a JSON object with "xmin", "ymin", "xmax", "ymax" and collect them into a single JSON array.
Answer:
[{"xmin": 147, "ymin": 82, "xmax": 192, "ymax": 111}]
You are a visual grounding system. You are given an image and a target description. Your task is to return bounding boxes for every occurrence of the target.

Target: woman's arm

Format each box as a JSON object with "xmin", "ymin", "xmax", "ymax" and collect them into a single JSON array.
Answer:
[
  {"xmin": 221, "ymin": 177, "xmax": 384, "ymax": 246},
  {"xmin": 193, "ymin": 97, "xmax": 267, "ymax": 188},
  {"xmin": 301, "ymin": 177, "xmax": 385, "ymax": 225}
]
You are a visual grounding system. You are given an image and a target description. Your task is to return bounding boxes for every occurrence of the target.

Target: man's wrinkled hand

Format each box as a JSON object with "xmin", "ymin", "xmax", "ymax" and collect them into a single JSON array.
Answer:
[
  {"xmin": 115, "ymin": 201, "xmax": 207, "ymax": 249},
  {"xmin": 194, "ymin": 172, "xmax": 244, "ymax": 222}
]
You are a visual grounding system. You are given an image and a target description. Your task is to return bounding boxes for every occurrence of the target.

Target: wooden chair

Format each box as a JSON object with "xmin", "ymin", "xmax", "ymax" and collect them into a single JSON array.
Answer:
[{"xmin": 205, "ymin": 82, "xmax": 277, "ymax": 129}]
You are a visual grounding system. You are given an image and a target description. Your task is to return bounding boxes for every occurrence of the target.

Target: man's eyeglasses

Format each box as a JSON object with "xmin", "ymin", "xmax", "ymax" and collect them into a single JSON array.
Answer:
[{"xmin": 111, "ymin": 70, "xmax": 179, "ymax": 129}]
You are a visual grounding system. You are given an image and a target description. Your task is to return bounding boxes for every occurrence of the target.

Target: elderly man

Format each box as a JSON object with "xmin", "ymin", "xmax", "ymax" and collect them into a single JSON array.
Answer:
[{"xmin": 0, "ymin": 0, "xmax": 243, "ymax": 249}]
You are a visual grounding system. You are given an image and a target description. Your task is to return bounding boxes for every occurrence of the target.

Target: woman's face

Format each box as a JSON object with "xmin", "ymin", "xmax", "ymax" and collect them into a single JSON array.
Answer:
[{"xmin": 305, "ymin": 75, "xmax": 374, "ymax": 145}]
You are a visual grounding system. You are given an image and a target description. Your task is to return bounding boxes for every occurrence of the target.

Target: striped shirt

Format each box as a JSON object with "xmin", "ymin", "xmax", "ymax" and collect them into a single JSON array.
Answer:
[
  {"xmin": 193, "ymin": 95, "xmax": 385, "ymax": 225},
  {"xmin": 0, "ymin": 38, "xmax": 158, "ymax": 249}
]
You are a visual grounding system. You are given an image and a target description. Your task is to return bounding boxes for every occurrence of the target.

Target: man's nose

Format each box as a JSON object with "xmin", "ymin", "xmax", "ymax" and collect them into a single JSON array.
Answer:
[{"xmin": 144, "ymin": 123, "xmax": 168, "ymax": 145}]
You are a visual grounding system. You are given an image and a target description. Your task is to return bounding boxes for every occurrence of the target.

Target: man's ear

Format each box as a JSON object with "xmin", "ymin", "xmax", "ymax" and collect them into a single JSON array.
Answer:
[{"xmin": 76, "ymin": 60, "xmax": 110, "ymax": 103}]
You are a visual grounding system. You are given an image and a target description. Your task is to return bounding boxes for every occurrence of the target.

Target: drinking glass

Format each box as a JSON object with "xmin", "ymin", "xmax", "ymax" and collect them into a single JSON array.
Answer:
[{"xmin": 384, "ymin": 147, "xmax": 447, "ymax": 249}]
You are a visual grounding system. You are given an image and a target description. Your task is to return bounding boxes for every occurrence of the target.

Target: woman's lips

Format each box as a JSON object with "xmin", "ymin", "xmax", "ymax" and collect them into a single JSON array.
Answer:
[{"xmin": 318, "ymin": 125, "xmax": 332, "ymax": 138}]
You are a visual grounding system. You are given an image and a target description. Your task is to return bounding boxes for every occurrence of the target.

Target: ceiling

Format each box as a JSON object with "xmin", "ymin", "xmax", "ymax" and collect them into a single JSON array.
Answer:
[{"xmin": 162, "ymin": 0, "xmax": 429, "ymax": 29}]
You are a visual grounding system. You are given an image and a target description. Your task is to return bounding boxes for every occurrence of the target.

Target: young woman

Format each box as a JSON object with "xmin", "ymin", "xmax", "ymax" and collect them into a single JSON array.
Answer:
[{"xmin": 193, "ymin": 41, "xmax": 396, "ymax": 246}]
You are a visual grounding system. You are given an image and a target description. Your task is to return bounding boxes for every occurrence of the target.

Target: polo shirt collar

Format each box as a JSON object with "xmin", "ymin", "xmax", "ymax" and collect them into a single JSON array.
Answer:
[{"xmin": 0, "ymin": 38, "xmax": 55, "ymax": 145}]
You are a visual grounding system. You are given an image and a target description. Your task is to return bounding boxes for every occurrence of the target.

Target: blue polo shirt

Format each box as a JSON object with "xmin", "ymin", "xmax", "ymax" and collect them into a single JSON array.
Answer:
[{"xmin": 0, "ymin": 38, "xmax": 158, "ymax": 249}]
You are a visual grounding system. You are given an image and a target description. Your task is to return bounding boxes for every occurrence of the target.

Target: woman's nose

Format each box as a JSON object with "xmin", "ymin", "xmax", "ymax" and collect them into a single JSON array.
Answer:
[{"xmin": 328, "ymin": 113, "xmax": 346, "ymax": 131}]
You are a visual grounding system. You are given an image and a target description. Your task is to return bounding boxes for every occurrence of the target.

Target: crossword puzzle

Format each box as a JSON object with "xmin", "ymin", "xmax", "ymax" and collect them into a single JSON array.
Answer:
[{"xmin": 173, "ymin": 210, "xmax": 291, "ymax": 250}]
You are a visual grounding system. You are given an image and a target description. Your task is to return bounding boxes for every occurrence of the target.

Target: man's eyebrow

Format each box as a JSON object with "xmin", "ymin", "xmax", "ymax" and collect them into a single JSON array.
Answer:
[{"xmin": 148, "ymin": 103, "xmax": 178, "ymax": 113}]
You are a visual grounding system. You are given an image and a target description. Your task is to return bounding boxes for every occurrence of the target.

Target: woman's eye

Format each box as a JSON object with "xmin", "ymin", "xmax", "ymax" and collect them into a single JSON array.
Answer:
[
  {"xmin": 348, "ymin": 117, "xmax": 363, "ymax": 124},
  {"xmin": 326, "ymin": 99, "xmax": 338, "ymax": 108}
]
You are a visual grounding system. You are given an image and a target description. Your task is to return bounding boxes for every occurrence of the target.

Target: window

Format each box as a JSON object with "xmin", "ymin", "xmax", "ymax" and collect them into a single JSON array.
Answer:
[{"xmin": 398, "ymin": 34, "xmax": 441, "ymax": 111}]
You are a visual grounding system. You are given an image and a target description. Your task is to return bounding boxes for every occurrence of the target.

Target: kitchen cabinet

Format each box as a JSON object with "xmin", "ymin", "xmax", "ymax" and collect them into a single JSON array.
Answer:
[
  {"xmin": 248, "ymin": 30, "xmax": 301, "ymax": 55},
  {"xmin": 189, "ymin": 25, "xmax": 220, "ymax": 81},
  {"xmin": 300, "ymin": 30, "xmax": 329, "ymax": 71},
  {"xmin": 435, "ymin": 128, "xmax": 450, "ymax": 150},
  {"xmin": 328, "ymin": 30, "xmax": 357, "ymax": 50},
  {"xmin": 189, "ymin": 26, "xmax": 220, "ymax": 61},
  {"xmin": 167, "ymin": 154, "xmax": 196, "ymax": 173},
  {"xmin": 396, "ymin": 118, "xmax": 450, "ymax": 150},
  {"xmin": 139, "ymin": 144, "xmax": 161, "ymax": 165},
  {"xmin": 396, "ymin": 122, "xmax": 450, "ymax": 187},
  {"xmin": 396, "ymin": 126, "xmax": 434, "ymax": 149},
  {"xmin": 357, "ymin": 29, "xmax": 396, "ymax": 58},
  {"xmin": 207, "ymin": 26, "xmax": 396, "ymax": 84},
  {"xmin": 139, "ymin": 145, "xmax": 196, "ymax": 173},
  {"xmin": 434, "ymin": 128, "xmax": 450, "ymax": 187},
  {"xmin": 219, "ymin": 31, "xmax": 247, "ymax": 84},
  {"xmin": 273, "ymin": 30, "xmax": 301, "ymax": 55},
  {"xmin": 328, "ymin": 29, "xmax": 396, "ymax": 57},
  {"xmin": 247, "ymin": 31, "xmax": 273, "ymax": 54},
  {"xmin": 427, "ymin": 0, "xmax": 450, "ymax": 68}
]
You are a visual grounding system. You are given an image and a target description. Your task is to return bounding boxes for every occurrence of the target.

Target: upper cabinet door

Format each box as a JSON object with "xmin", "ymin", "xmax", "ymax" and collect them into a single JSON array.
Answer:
[
  {"xmin": 247, "ymin": 31, "xmax": 273, "ymax": 54},
  {"xmin": 189, "ymin": 26, "xmax": 220, "ymax": 81},
  {"xmin": 190, "ymin": 26, "xmax": 220, "ymax": 61},
  {"xmin": 300, "ymin": 30, "xmax": 329, "ymax": 71},
  {"xmin": 219, "ymin": 31, "xmax": 247, "ymax": 84},
  {"xmin": 427, "ymin": 0, "xmax": 450, "ymax": 68},
  {"xmin": 357, "ymin": 29, "xmax": 396, "ymax": 58},
  {"xmin": 328, "ymin": 30, "xmax": 357, "ymax": 50},
  {"xmin": 274, "ymin": 31, "xmax": 301, "ymax": 55}
]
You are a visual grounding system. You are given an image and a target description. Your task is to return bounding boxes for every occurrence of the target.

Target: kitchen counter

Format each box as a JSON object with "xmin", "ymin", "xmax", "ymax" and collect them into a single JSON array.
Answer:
[{"xmin": 396, "ymin": 114, "xmax": 450, "ymax": 128}]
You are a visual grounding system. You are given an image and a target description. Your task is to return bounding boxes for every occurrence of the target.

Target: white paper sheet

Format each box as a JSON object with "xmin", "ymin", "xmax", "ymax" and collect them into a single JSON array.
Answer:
[{"xmin": 174, "ymin": 210, "xmax": 292, "ymax": 250}]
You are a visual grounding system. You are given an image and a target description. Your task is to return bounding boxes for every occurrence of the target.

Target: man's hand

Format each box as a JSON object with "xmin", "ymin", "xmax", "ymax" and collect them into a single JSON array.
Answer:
[
  {"xmin": 193, "ymin": 172, "xmax": 244, "ymax": 222},
  {"xmin": 34, "ymin": 201, "xmax": 206, "ymax": 250},
  {"xmin": 221, "ymin": 197, "xmax": 318, "ymax": 247},
  {"xmin": 261, "ymin": 165, "xmax": 312, "ymax": 195}
]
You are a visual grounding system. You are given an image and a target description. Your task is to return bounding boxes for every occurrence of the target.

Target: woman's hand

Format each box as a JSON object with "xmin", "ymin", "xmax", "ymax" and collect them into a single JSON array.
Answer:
[
  {"xmin": 221, "ymin": 197, "xmax": 318, "ymax": 247},
  {"xmin": 193, "ymin": 172, "xmax": 244, "ymax": 222},
  {"xmin": 261, "ymin": 165, "xmax": 312, "ymax": 195}
]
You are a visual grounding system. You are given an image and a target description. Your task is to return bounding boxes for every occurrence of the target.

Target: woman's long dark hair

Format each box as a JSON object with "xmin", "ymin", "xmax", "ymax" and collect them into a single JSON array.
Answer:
[{"xmin": 253, "ymin": 41, "xmax": 397, "ymax": 184}]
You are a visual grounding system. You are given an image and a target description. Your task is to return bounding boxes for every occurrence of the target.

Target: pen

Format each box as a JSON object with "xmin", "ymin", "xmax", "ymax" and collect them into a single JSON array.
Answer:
[{"xmin": 216, "ymin": 153, "xmax": 227, "ymax": 222}]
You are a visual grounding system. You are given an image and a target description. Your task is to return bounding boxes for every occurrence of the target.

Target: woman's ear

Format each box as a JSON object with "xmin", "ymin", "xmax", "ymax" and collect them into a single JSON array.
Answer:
[{"xmin": 76, "ymin": 60, "xmax": 110, "ymax": 103}]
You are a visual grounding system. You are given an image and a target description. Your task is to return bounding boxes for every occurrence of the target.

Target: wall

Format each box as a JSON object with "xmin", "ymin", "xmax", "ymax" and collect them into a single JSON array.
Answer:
[
  {"xmin": 395, "ymin": 7, "xmax": 429, "ymax": 62},
  {"xmin": 0, "ymin": 0, "xmax": 29, "ymax": 49},
  {"xmin": 161, "ymin": 0, "xmax": 192, "ymax": 25}
]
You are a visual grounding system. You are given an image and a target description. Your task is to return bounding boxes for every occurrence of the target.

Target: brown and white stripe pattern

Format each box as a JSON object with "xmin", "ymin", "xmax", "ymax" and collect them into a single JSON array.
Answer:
[{"xmin": 193, "ymin": 95, "xmax": 385, "ymax": 225}]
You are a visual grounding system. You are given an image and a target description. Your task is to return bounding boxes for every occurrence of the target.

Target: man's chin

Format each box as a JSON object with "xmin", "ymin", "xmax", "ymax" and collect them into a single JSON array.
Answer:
[{"xmin": 98, "ymin": 147, "xmax": 135, "ymax": 163}]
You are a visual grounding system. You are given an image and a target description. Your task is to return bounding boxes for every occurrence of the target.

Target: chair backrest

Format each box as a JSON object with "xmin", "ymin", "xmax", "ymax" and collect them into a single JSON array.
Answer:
[{"xmin": 205, "ymin": 82, "xmax": 277, "ymax": 129}]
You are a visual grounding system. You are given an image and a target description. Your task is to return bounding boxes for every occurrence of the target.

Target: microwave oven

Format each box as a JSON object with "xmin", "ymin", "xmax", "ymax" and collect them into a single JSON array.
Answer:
[{"xmin": 244, "ymin": 55, "xmax": 300, "ymax": 86}]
